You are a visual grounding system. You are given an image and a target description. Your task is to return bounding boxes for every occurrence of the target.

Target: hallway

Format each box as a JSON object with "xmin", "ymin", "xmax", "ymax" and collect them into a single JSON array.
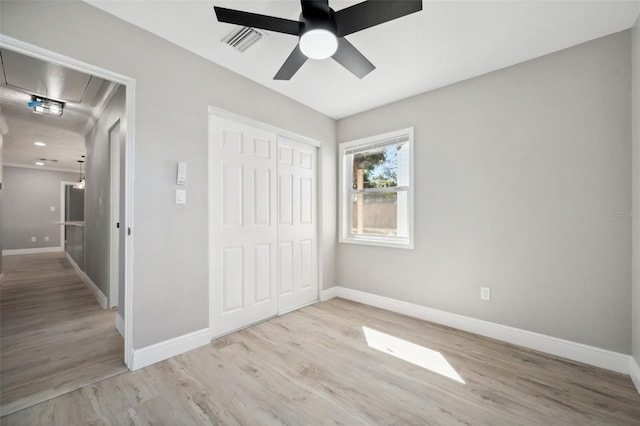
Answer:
[{"xmin": 0, "ymin": 252, "xmax": 126, "ymax": 417}]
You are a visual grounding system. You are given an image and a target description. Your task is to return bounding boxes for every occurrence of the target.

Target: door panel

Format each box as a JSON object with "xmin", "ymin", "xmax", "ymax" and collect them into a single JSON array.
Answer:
[
  {"xmin": 278, "ymin": 136, "xmax": 318, "ymax": 313},
  {"xmin": 210, "ymin": 116, "xmax": 278, "ymax": 337}
]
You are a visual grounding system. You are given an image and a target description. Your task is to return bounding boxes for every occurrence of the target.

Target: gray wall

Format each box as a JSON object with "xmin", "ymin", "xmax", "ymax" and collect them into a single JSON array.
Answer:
[
  {"xmin": 632, "ymin": 15, "xmax": 640, "ymax": 367},
  {"xmin": 84, "ymin": 85, "xmax": 125, "ymax": 307},
  {"xmin": 0, "ymin": 1, "xmax": 336, "ymax": 349},
  {"xmin": 336, "ymin": 32, "xmax": 632, "ymax": 353},
  {"xmin": 2, "ymin": 166, "xmax": 77, "ymax": 250}
]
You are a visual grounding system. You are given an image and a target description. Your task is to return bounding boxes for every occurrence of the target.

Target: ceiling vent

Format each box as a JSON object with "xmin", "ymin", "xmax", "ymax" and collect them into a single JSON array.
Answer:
[{"xmin": 222, "ymin": 26, "xmax": 265, "ymax": 53}]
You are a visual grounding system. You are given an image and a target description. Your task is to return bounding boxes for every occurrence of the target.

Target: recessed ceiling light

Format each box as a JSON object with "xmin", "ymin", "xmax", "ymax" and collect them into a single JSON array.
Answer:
[
  {"xmin": 34, "ymin": 141, "xmax": 46, "ymax": 147},
  {"xmin": 35, "ymin": 162, "xmax": 44, "ymax": 166}
]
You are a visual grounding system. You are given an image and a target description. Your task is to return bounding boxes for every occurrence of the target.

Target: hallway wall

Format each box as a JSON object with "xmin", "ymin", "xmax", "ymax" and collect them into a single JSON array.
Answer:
[
  {"xmin": 84, "ymin": 85, "xmax": 125, "ymax": 306},
  {"xmin": 2, "ymin": 166, "xmax": 77, "ymax": 251}
]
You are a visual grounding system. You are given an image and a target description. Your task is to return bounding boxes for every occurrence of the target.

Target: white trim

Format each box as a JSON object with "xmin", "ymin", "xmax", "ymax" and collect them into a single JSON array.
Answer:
[
  {"xmin": 631, "ymin": 357, "xmax": 640, "ymax": 394},
  {"xmin": 338, "ymin": 128, "xmax": 415, "ymax": 249},
  {"xmin": 0, "ymin": 34, "xmax": 138, "ymax": 370},
  {"xmin": 3, "ymin": 162, "xmax": 77, "ymax": 173},
  {"xmin": 3, "ymin": 247, "xmax": 62, "ymax": 256},
  {"xmin": 321, "ymin": 286, "xmax": 632, "ymax": 374},
  {"xmin": 320, "ymin": 286, "xmax": 338, "ymax": 301},
  {"xmin": 66, "ymin": 253, "xmax": 108, "ymax": 310},
  {"xmin": 131, "ymin": 328, "xmax": 210, "ymax": 371},
  {"xmin": 116, "ymin": 313, "xmax": 125, "ymax": 338},
  {"xmin": 60, "ymin": 181, "xmax": 77, "ymax": 251},
  {"xmin": 207, "ymin": 106, "xmax": 323, "ymax": 148},
  {"xmin": 0, "ymin": 273, "xmax": 4, "ymax": 285},
  {"xmin": 108, "ymin": 119, "xmax": 122, "ymax": 309}
]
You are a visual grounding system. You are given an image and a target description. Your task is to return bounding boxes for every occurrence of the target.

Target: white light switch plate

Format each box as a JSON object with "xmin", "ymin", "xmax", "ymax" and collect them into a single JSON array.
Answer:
[
  {"xmin": 177, "ymin": 161, "xmax": 187, "ymax": 185},
  {"xmin": 176, "ymin": 189, "xmax": 186, "ymax": 205}
]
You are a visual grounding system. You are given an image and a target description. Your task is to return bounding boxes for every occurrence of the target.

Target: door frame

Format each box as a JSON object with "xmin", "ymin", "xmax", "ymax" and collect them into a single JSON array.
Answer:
[
  {"xmin": 1, "ymin": 35, "xmax": 137, "ymax": 369},
  {"xmin": 108, "ymin": 119, "xmax": 122, "ymax": 309},
  {"xmin": 207, "ymin": 106, "xmax": 324, "ymax": 335},
  {"xmin": 59, "ymin": 181, "xmax": 77, "ymax": 251}
]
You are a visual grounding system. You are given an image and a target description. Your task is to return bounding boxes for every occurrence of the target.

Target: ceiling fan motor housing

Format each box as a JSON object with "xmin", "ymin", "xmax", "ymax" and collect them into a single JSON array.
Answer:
[{"xmin": 298, "ymin": 9, "xmax": 337, "ymax": 37}]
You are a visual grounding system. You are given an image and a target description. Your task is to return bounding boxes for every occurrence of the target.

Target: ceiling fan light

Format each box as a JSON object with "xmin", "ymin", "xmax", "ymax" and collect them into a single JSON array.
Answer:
[{"xmin": 299, "ymin": 29, "xmax": 338, "ymax": 60}]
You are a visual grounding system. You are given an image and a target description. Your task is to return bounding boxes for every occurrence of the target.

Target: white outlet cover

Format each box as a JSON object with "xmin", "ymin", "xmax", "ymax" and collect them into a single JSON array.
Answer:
[
  {"xmin": 44, "ymin": 236, "xmax": 50, "ymax": 242},
  {"xmin": 176, "ymin": 189, "xmax": 186, "ymax": 205},
  {"xmin": 31, "ymin": 237, "xmax": 37, "ymax": 242},
  {"xmin": 480, "ymin": 287, "xmax": 491, "ymax": 301},
  {"xmin": 50, "ymin": 206, "xmax": 56, "ymax": 212}
]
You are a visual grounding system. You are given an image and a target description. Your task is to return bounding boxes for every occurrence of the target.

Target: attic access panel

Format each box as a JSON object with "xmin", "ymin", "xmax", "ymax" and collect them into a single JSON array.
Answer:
[{"xmin": 1, "ymin": 48, "xmax": 96, "ymax": 103}]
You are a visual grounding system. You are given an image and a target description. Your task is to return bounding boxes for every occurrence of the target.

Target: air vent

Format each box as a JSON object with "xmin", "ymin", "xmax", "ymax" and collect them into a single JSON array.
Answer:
[{"xmin": 222, "ymin": 26, "xmax": 265, "ymax": 53}]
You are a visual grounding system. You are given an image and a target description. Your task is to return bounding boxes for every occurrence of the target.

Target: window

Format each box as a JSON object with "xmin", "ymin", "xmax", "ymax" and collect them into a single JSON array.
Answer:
[{"xmin": 339, "ymin": 128, "xmax": 414, "ymax": 249}]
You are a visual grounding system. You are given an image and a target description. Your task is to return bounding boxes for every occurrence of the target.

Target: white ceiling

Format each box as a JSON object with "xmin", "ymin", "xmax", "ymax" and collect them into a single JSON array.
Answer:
[
  {"xmin": 87, "ymin": 0, "xmax": 640, "ymax": 119},
  {"xmin": 1, "ymin": 48, "xmax": 119, "ymax": 171}
]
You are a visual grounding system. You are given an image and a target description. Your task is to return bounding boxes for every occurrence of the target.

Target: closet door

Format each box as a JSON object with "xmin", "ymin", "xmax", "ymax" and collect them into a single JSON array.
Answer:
[
  {"xmin": 210, "ymin": 116, "xmax": 278, "ymax": 338},
  {"xmin": 277, "ymin": 136, "xmax": 319, "ymax": 313}
]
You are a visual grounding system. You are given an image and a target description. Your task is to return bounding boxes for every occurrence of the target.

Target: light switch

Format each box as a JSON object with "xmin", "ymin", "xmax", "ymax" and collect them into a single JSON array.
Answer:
[
  {"xmin": 176, "ymin": 189, "xmax": 186, "ymax": 205},
  {"xmin": 177, "ymin": 161, "xmax": 187, "ymax": 185}
]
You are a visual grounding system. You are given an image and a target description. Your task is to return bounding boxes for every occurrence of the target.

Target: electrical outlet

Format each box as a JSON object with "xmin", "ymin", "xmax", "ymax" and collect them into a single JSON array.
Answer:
[
  {"xmin": 50, "ymin": 206, "xmax": 56, "ymax": 212},
  {"xmin": 480, "ymin": 287, "xmax": 491, "ymax": 301},
  {"xmin": 31, "ymin": 236, "xmax": 37, "ymax": 242},
  {"xmin": 44, "ymin": 236, "xmax": 50, "ymax": 242}
]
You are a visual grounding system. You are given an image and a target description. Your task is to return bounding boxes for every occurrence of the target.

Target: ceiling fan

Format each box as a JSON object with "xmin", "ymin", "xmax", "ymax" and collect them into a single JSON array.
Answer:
[{"xmin": 214, "ymin": 0, "xmax": 423, "ymax": 80}]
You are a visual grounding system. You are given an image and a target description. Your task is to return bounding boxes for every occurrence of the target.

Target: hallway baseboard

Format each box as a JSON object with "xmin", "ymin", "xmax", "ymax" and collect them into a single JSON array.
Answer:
[
  {"xmin": 66, "ymin": 253, "xmax": 108, "ymax": 310},
  {"xmin": 3, "ymin": 247, "xmax": 62, "ymax": 256}
]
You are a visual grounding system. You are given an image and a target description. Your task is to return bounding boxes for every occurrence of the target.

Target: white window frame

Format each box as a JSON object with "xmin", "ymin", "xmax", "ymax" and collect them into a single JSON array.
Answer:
[{"xmin": 339, "ymin": 127, "xmax": 414, "ymax": 249}]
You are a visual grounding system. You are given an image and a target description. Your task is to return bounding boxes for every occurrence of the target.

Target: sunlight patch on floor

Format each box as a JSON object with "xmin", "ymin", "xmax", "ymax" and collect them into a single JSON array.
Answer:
[{"xmin": 362, "ymin": 326, "xmax": 465, "ymax": 384}]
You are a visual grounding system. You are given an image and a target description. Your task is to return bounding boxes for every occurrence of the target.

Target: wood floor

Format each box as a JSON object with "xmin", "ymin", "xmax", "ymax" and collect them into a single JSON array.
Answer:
[
  {"xmin": 3, "ymin": 297, "xmax": 639, "ymax": 425},
  {"xmin": 0, "ymin": 252, "xmax": 126, "ymax": 417}
]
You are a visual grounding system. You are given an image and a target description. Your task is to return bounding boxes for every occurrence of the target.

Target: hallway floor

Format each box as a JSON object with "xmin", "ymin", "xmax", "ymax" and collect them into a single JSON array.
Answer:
[{"xmin": 0, "ymin": 252, "xmax": 126, "ymax": 417}]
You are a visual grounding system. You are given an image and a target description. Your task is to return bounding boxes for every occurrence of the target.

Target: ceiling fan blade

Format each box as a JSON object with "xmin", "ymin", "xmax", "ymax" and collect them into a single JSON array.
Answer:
[
  {"xmin": 332, "ymin": 38, "xmax": 375, "ymax": 79},
  {"xmin": 214, "ymin": 6, "xmax": 301, "ymax": 36},
  {"xmin": 300, "ymin": 0, "xmax": 330, "ymax": 18},
  {"xmin": 274, "ymin": 45, "xmax": 308, "ymax": 80},
  {"xmin": 334, "ymin": 0, "xmax": 422, "ymax": 37}
]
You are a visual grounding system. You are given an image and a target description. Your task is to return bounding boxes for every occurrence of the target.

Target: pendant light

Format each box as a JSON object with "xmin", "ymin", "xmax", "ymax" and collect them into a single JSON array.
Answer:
[{"xmin": 73, "ymin": 160, "xmax": 85, "ymax": 190}]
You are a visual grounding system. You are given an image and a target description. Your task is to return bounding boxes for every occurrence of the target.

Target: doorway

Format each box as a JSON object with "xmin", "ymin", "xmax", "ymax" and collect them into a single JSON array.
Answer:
[
  {"xmin": 209, "ymin": 112, "xmax": 320, "ymax": 338},
  {"xmin": 0, "ymin": 36, "xmax": 136, "ymax": 369}
]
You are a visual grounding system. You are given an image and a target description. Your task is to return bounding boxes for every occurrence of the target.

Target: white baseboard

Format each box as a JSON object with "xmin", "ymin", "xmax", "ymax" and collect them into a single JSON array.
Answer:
[
  {"xmin": 131, "ymin": 328, "xmax": 210, "ymax": 371},
  {"xmin": 66, "ymin": 253, "xmax": 108, "ymax": 310},
  {"xmin": 321, "ymin": 286, "xmax": 631, "ymax": 375},
  {"xmin": 116, "ymin": 313, "xmax": 124, "ymax": 338},
  {"xmin": 631, "ymin": 357, "xmax": 640, "ymax": 394},
  {"xmin": 320, "ymin": 286, "xmax": 338, "ymax": 301},
  {"xmin": 3, "ymin": 246, "xmax": 62, "ymax": 256}
]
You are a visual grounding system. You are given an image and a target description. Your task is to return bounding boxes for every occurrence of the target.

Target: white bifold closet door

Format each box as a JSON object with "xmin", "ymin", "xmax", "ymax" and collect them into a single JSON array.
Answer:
[
  {"xmin": 210, "ymin": 116, "xmax": 279, "ymax": 338},
  {"xmin": 210, "ymin": 115, "xmax": 318, "ymax": 338},
  {"xmin": 277, "ymin": 136, "xmax": 318, "ymax": 313}
]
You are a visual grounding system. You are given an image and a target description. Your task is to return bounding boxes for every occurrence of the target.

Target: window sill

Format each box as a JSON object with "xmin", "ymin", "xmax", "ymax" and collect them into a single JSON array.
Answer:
[{"xmin": 339, "ymin": 236, "xmax": 414, "ymax": 250}]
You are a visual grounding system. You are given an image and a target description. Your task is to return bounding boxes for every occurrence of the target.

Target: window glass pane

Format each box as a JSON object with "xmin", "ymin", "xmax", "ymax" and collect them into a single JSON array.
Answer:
[
  {"xmin": 351, "ymin": 142, "xmax": 408, "ymax": 190},
  {"xmin": 351, "ymin": 191, "xmax": 408, "ymax": 237}
]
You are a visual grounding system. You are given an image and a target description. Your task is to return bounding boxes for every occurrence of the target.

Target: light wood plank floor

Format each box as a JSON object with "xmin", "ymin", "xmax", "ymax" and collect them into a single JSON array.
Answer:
[
  {"xmin": 0, "ymin": 252, "xmax": 126, "ymax": 417},
  {"xmin": 3, "ymin": 297, "xmax": 639, "ymax": 425}
]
